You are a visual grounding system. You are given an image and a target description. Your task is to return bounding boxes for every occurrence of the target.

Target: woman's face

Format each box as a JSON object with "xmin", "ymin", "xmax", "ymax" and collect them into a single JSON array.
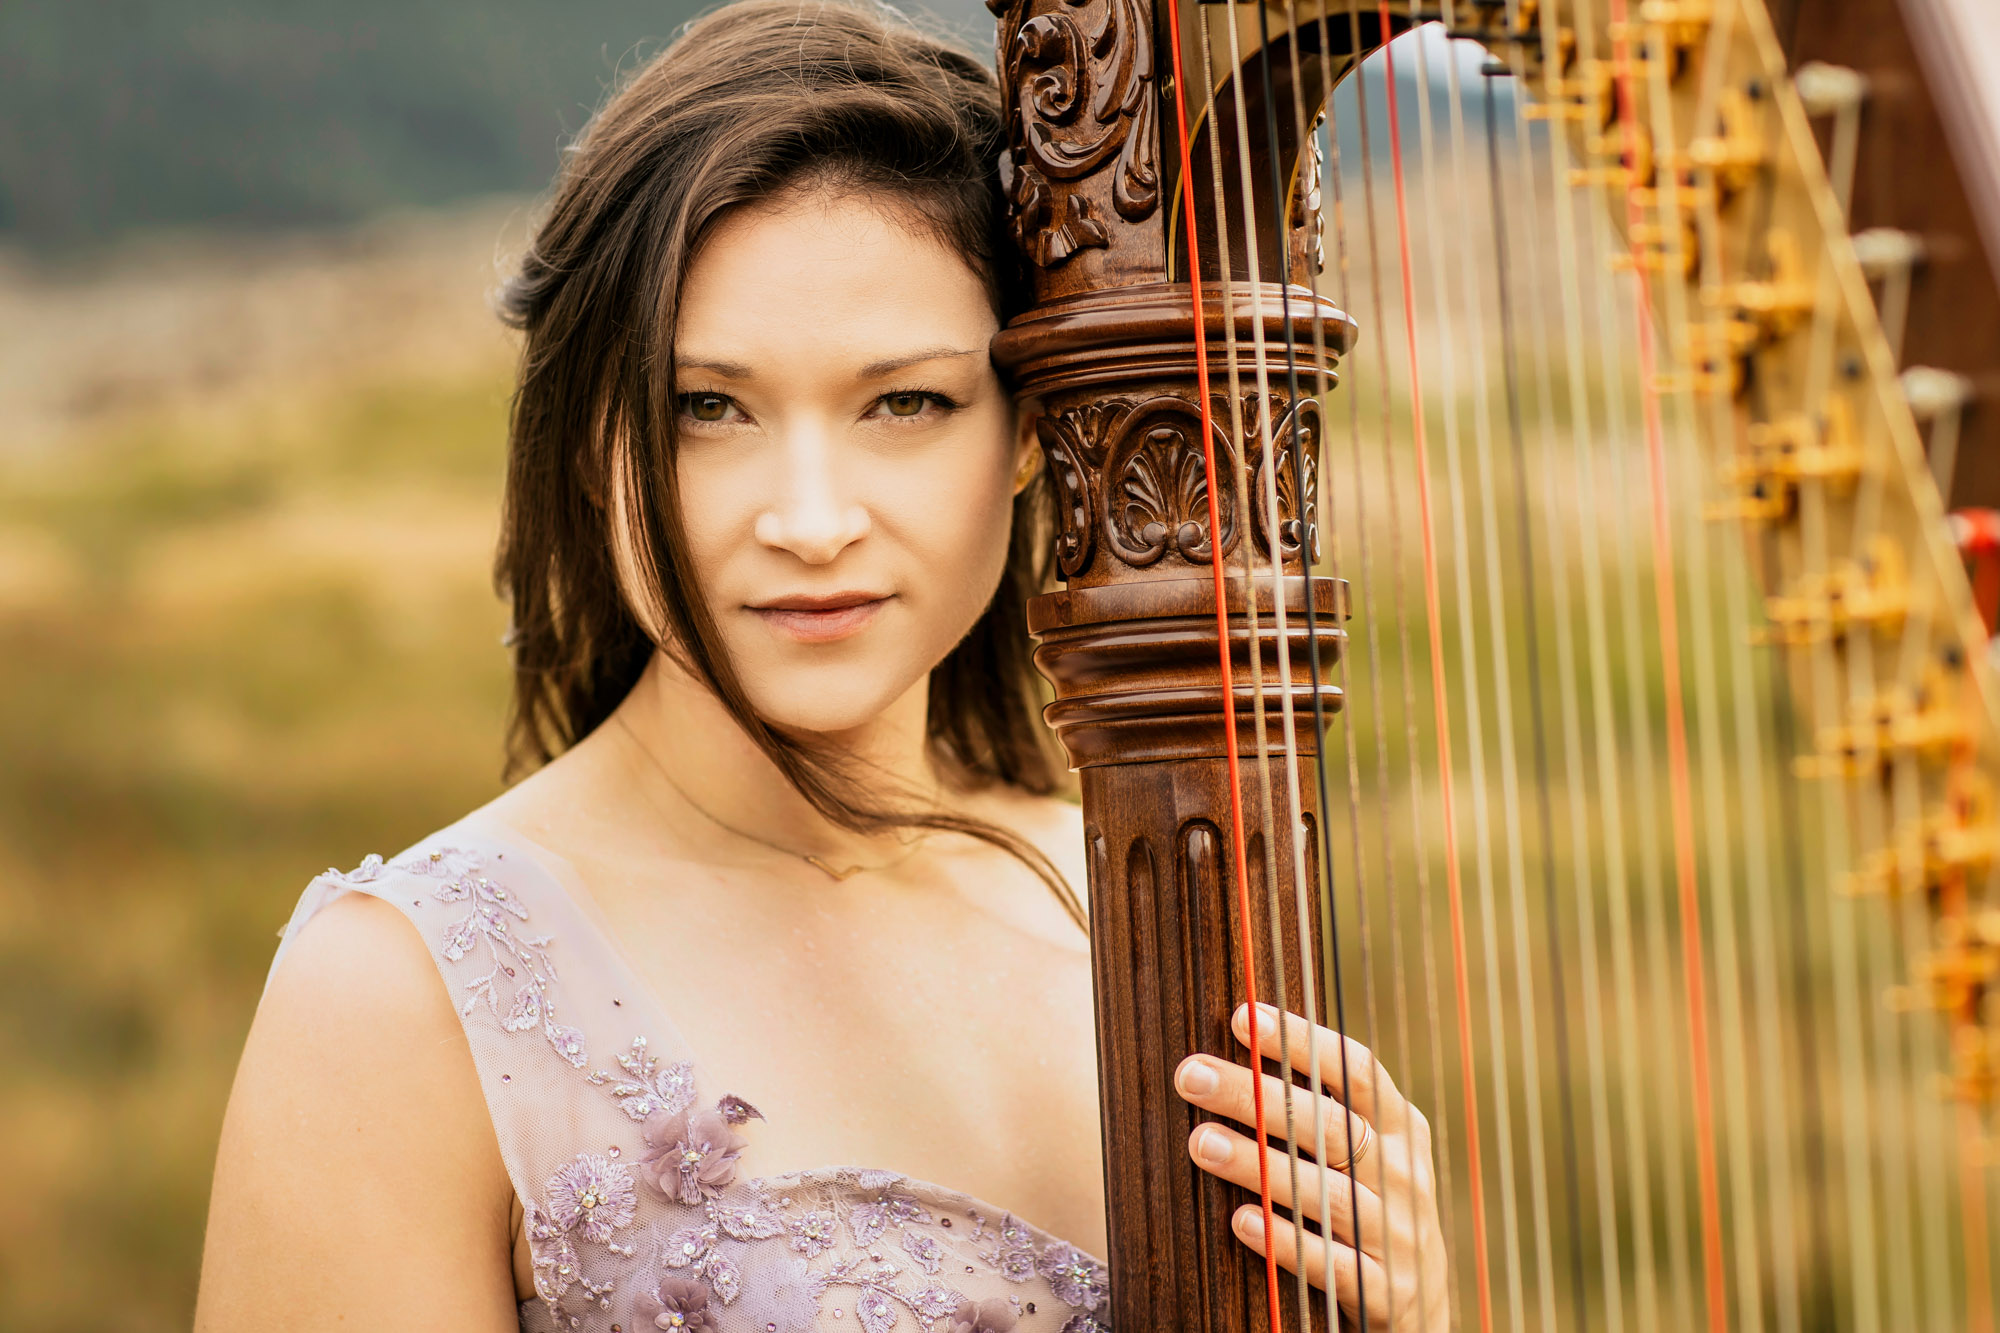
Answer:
[{"xmin": 663, "ymin": 190, "xmax": 1030, "ymax": 737}]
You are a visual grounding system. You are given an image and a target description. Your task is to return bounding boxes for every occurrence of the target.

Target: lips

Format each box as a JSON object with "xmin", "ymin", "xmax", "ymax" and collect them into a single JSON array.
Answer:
[{"xmin": 746, "ymin": 592, "xmax": 890, "ymax": 644}]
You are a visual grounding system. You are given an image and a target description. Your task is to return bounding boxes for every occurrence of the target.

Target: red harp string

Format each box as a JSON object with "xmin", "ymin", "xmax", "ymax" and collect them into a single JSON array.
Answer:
[{"xmin": 1159, "ymin": 5, "xmax": 1285, "ymax": 1333}]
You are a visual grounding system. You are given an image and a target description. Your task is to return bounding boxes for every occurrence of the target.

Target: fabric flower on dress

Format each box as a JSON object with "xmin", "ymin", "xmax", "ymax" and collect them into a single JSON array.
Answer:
[
  {"xmin": 1037, "ymin": 1243, "xmax": 1109, "ymax": 1312},
  {"xmin": 639, "ymin": 1105, "xmax": 746, "ymax": 1205},
  {"xmin": 947, "ymin": 1298, "xmax": 1021, "ymax": 1333},
  {"xmin": 637, "ymin": 1275, "xmax": 719, "ymax": 1333},
  {"xmin": 544, "ymin": 1153, "xmax": 638, "ymax": 1244}
]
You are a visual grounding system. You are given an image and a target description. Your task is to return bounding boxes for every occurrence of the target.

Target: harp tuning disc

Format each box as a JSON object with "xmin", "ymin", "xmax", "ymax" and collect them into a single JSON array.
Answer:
[
  {"xmin": 1851, "ymin": 225, "xmax": 1927, "ymax": 277},
  {"xmin": 1901, "ymin": 365, "xmax": 1976, "ymax": 421},
  {"xmin": 1794, "ymin": 60, "xmax": 1870, "ymax": 117}
]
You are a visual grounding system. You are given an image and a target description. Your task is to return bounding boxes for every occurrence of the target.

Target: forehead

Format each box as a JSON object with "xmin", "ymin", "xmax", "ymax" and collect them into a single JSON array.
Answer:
[{"xmin": 676, "ymin": 192, "xmax": 998, "ymax": 374}]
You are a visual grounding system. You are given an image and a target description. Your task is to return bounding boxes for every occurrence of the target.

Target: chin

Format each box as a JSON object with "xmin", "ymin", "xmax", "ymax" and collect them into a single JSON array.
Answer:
[{"xmin": 741, "ymin": 670, "xmax": 921, "ymax": 738}]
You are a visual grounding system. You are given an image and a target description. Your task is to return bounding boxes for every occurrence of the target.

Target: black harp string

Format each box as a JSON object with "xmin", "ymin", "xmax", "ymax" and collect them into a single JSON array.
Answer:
[
  {"xmin": 1278, "ymin": 0, "xmax": 1406, "ymax": 1325},
  {"xmin": 1297, "ymin": 4, "xmax": 1435, "ymax": 1332},
  {"xmin": 1479, "ymin": 49, "xmax": 1591, "ymax": 1332},
  {"xmin": 1197, "ymin": 1, "xmax": 1308, "ymax": 1301},
  {"xmin": 1242, "ymin": 0, "xmax": 1372, "ymax": 1324},
  {"xmin": 1197, "ymin": 0, "xmax": 1312, "ymax": 1316}
]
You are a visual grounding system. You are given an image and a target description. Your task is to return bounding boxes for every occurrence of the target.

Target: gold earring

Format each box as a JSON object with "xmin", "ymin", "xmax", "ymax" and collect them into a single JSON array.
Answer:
[{"xmin": 1012, "ymin": 451, "xmax": 1041, "ymax": 495}]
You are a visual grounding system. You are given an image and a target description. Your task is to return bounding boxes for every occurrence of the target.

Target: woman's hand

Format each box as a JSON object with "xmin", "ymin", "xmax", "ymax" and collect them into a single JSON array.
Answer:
[{"xmin": 1174, "ymin": 1002, "xmax": 1448, "ymax": 1332}]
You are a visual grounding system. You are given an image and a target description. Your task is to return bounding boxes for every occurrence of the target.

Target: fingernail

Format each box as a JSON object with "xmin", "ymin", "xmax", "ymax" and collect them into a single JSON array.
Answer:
[
  {"xmin": 1176, "ymin": 1057, "xmax": 1219, "ymax": 1097},
  {"xmin": 1236, "ymin": 1206, "xmax": 1265, "ymax": 1237},
  {"xmin": 1194, "ymin": 1125, "xmax": 1232, "ymax": 1165}
]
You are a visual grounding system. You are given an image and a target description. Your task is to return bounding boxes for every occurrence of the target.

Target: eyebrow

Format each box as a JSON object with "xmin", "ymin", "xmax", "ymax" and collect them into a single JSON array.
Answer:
[{"xmin": 674, "ymin": 348, "xmax": 979, "ymax": 381}]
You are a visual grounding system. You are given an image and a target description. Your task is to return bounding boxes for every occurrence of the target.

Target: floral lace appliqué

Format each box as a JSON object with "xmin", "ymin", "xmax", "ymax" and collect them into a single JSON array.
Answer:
[{"xmin": 399, "ymin": 846, "xmax": 591, "ymax": 1070}]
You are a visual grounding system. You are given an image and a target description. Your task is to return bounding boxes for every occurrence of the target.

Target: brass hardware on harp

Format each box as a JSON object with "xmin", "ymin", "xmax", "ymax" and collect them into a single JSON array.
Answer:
[{"xmin": 1759, "ymin": 537, "xmax": 1910, "ymax": 645}]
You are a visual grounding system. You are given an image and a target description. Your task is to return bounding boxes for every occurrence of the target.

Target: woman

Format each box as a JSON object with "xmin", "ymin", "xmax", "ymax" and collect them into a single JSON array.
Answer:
[{"xmin": 194, "ymin": 3, "xmax": 1446, "ymax": 1330}]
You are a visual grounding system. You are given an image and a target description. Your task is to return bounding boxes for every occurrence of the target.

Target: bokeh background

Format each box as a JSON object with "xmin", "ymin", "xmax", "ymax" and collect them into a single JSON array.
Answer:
[{"xmin": 0, "ymin": 4, "xmax": 994, "ymax": 1328}]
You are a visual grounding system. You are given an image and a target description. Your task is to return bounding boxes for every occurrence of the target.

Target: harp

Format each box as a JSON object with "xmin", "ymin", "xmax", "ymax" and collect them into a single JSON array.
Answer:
[{"xmin": 989, "ymin": 0, "xmax": 2000, "ymax": 1329}]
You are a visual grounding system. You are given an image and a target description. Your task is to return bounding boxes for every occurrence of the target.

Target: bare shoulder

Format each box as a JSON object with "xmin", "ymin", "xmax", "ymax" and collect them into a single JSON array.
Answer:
[
  {"xmin": 196, "ymin": 889, "xmax": 518, "ymax": 1331},
  {"xmin": 980, "ymin": 785, "xmax": 1090, "ymax": 911}
]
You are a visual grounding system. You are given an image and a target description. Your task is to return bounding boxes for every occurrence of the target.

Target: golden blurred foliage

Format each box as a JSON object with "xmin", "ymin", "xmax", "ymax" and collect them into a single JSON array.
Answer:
[{"xmin": 0, "ymin": 201, "xmax": 530, "ymax": 1332}]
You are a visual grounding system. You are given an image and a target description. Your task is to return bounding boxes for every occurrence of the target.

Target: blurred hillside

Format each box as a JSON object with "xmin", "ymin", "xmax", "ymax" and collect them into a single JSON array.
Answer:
[
  {"xmin": 0, "ymin": 199, "xmax": 526, "ymax": 1332},
  {"xmin": 0, "ymin": 0, "xmax": 991, "ymax": 247}
]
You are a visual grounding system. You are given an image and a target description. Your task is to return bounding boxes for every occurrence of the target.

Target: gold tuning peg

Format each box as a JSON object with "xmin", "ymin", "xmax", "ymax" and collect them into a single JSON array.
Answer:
[
  {"xmin": 1682, "ymin": 88, "xmax": 1764, "ymax": 197},
  {"xmin": 1707, "ymin": 229, "xmax": 1816, "ymax": 339},
  {"xmin": 1759, "ymin": 534, "xmax": 1908, "ymax": 645},
  {"xmin": 1716, "ymin": 396, "xmax": 1865, "ymax": 524}
]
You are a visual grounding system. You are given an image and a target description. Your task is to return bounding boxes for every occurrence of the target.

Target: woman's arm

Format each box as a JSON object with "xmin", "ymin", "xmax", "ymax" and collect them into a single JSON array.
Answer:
[{"xmin": 195, "ymin": 891, "xmax": 522, "ymax": 1331}]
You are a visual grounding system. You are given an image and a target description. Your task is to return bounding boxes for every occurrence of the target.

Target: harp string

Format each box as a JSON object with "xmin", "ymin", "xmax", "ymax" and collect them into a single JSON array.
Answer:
[
  {"xmin": 1372, "ymin": 9, "xmax": 1498, "ymax": 1330},
  {"xmin": 1578, "ymin": 14, "xmax": 1687, "ymax": 1322},
  {"xmin": 1247, "ymin": 0, "xmax": 1383, "ymax": 1324},
  {"xmin": 1772, "ymin": 21, "xmax": 1881, "ymax": 1329},
  {"xmin": 1407, "ymin": 13, "xmax": 1543, "ymax": 1327},
  {"xmin": 1262, "ymin": 1, "xmax": 1391, "ymax": 1324},
  {"xmin": 1480, "ymin": 49, "xmax": 1591, "ymax": 1332},
  {"xmin": 1198, "ymin": 2, "xmax": 1312, "ymax": 1318},
  {"xmin": 1327, "ymin": 7, "xmax": 1457, "ymax": 1327},
  {"xmin": 1674, "ymin": 11, "xmax": 1808, "ymax": 1324},
  {"xmin": 1524, "ymin": 5, "xmax": 1636, "ymax": 1325},
  {"xmin": 1188, "ymin": 0, "xmax": 1318, "ymax": 1312},
  {"xmin": 1817, "ymin": 67, "xmax": 1930, "ymax": 1331},
  {"xmin": 1427, "ymin": 19, "xmax": 1565, "ymax": 1328},
  {"xmin": 1157, "ymin": 5, "xmax": 1287, "ymax": 1329},
  {"xmin": 1633, "ymin": 16, "xmax": 1768, "ymax": 1326},
  {"xmin": 1602, "ymin": 4, "xmax": 1729, "ymax": 1326}
]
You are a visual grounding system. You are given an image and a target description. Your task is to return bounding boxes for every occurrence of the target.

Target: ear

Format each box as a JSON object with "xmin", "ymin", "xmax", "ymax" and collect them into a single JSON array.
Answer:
[{"xmin": 1011, "ymin": 396, "xmax": 1044, "ymax": 496}]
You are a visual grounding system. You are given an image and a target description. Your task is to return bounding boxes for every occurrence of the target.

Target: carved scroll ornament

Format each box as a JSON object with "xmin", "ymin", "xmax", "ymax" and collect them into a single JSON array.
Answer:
[{"xmin": 990, "ymin": 0, "xmax": 1160, "ymax": 268}]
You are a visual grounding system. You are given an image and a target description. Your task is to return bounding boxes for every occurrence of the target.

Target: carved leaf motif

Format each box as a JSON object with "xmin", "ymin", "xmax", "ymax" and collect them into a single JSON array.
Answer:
[{"xmin": 1101, "ymin": 396, "xmax": 1237, "ymax": 568}]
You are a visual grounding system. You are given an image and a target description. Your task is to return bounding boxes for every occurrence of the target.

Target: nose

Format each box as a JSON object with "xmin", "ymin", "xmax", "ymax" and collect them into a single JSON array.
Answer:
[{"xmin": 752, "ymin": 425, "xmax": 870, "ymax": 564}]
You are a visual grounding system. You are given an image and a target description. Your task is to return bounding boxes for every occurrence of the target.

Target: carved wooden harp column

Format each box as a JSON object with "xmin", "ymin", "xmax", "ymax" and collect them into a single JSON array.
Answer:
[{"xmin": 988, "ymin": 4, "xmax": 1396, "ymax": 1331}]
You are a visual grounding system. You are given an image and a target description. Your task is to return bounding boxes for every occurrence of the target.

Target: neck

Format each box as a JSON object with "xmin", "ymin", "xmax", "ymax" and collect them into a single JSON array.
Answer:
[{"xmin": 612, "ymin": 651, "xmax": 943, "ymax": 868}]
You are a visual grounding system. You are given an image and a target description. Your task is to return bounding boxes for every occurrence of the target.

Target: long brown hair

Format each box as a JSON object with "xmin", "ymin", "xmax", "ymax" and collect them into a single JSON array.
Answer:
[{"xmin": 493, "ymin": 0, "xmax": 1079, "ymax": 922}]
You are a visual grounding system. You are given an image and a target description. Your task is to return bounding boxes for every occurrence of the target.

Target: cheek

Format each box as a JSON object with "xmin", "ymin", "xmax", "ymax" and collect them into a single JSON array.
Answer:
[
  {"xmin": 893, "ymin": 433, "xmax": 1018, "ymax": 606},
  {"xmin": 671, "ymin": 451, "xmax": 757, "ymax": 596}
]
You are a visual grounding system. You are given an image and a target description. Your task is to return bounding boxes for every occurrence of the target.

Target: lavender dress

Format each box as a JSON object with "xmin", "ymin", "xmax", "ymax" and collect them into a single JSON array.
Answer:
[{"xmin": 265, "ymin": 826, "xmax": 1110, "ymax": 1333}]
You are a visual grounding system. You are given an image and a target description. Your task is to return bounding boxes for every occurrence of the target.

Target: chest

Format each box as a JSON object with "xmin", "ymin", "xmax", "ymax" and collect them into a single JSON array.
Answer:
[{"xmin": 575, "ymin": 855, "xmax": 1109, "ymax": 1256}]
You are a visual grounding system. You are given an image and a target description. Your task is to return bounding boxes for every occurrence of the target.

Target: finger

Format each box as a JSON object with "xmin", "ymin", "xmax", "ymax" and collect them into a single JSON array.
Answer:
[
  {"xmin": 1231, "ymin": 1203, "xmax": 1389, "ymax": 1321},
  {"xmin": 1232, "ymin": 1002, "xmax": 1411, "ymax": 1131},
  {"xmin": 1176, "ymin": 1052, "xmax": 1376, "ymax": 1169},
  {"xmin": 1186, "ymin": 1120, "xmax": 1387, "ymax": 1252}
]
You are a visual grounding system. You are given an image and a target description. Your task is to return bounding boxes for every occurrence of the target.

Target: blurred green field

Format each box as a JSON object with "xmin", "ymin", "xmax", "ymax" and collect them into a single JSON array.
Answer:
[{"xmin": 0, "ymin": 323, "xmax": 518, "ymax": 1329}]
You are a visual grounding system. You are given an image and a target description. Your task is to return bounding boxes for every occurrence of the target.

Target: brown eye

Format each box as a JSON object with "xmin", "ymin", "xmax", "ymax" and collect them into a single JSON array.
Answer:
[
  {"xmin": 683, "ymin": 393, "xmax": 731, "ymax": 422},
  {"xmin": 882, "ymin": 392, "xmax": 929, "ymax": 418}
]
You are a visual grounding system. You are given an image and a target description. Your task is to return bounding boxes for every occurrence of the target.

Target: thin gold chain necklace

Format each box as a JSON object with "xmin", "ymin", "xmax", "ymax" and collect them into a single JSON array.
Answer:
[{"xmin": 614, "ymin": 712, "xmax": 928, "ymax": 881}]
